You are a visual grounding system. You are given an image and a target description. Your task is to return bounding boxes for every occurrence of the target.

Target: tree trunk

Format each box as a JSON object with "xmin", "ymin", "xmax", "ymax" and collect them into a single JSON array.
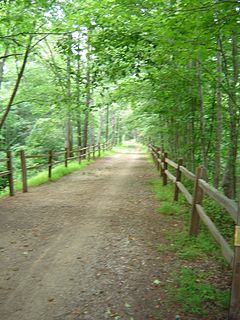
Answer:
[
  {"xmin": 111, "ymin": 112, "xmax": 116, "ymax": 146},
  {"xmin": 187, "ymin": 60, "xmax": 196, "ymax": 172},
  {"xmin": 222, "ymin": 30, "xmax": 239, "ymax": 199},
  {"xmin": 197, "ymin": 59, "xmax": 208, "ymax": 169},
  {"xmin": 0, "ymin": 36, "xmax": 32, "ymax": 130},
  {"xmin": 97, "ymin": 109, "xmax": 103, "ymax": 145},
  {"xmin": 214, "ymin": 36, "xmax": 223, "ymax": 189},
  {"xmin": 76, "ymin": 34, "xmax": 82, "ymax": 149},
  {"xmin": 105, "ymin": 105, "xmax": 109, "ymax": 142},
  {"xmin": 65, "ymin": 37, "xmax": 73, "ymax": 155},
  {"xmin": 83, "ymin": 57, "xmax": 91, "ymax": 149},
  {"xmin": 65, "ymin": 117, "xmax": 73, "ymax": 156},
  {"xmin": 77, "ymin": 118, "xmax": 82, "ymax": 148},
  {"xmin": 90, "ymin": 122, "xmax": 95, "ymax": 146},
  {"xmin": 83, "ymin": 110, "xmax": 89, "ymax": 149}
]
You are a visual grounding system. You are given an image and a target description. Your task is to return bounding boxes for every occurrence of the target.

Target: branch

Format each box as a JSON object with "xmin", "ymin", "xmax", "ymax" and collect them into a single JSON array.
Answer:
[
  {"xmin": 30, "ymin": 35, "xmax": 49, "ymax": 50},
  {"xmin": 0, "ymin": 31, "xmax": 74, "ymax": 40},
  {"xmin": 0, "ymin": 35, "xmax": 33, "ymax": 131},
  {"xmin": 0, "ymin": 53, "xmax": 22, "ymax": 60}
]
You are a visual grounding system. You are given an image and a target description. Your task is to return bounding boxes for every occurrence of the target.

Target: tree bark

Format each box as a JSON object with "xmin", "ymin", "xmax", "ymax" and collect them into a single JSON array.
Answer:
[
  {"xmin": 83, "ymin": 52, "xmax": 91, "ymax": 149},
  {"xmin": 77, "ymin": 118, "xmax": 82, "ymax": 148},
  {"xmin": 222, "ymin": 30, "xmax": 239, "ymax": 199},
  {"xmin": 97, "ymin": 109, "xmax": 103, "ymax": 145},
  {"xmin": 214, "ymin": 36, "xmax": 223, "ymax": 189},
  {"xmin": 105, "ymin": 105, "xmax": 109, "ymax": 143},
  {"xmin": 76, "ymin": 36, "xmax": 82, "ymax": 149},
  {"xmin": 197, "ymin": 59, "xmax": 208, "ymax": 169},
  {"xmin": 111, "ymin": 112, "xmax": 116, "ymax": 146},
  {"xmin": 65, "ymin": 36, "xmax": 73, "ymax": 155}
]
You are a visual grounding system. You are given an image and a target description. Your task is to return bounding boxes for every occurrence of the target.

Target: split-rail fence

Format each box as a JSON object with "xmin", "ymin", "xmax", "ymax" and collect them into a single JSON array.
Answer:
[
  {"xmin": 149, "ymin": 144, "xmax": 239, "ymax": 320},
  {"xmin": 0, "ymin": 141, "xmax": 111, "ymax": 195}
]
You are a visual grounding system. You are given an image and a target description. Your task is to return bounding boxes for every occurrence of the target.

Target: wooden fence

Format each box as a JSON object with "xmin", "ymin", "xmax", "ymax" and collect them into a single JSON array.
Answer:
[
  {"xmin": 149, "ymin": 144, "xmax": 240, "ymax": 319},
  {"xmin": 0, "ymin": 141, "xmax": 112, "ymax": 195},
  {"xmin": 0, "ymin": 151, "xmax": 14, "ymax": 196}
]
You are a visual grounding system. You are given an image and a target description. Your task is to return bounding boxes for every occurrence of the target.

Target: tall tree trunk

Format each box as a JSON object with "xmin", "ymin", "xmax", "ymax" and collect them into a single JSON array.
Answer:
[
  {"xmin": 65, "ymin": 118, "xmax": 73, "ymax": 156},
  {"xmin": 111, "ymin": 112, "xmax": 116, "ymax": 146},
  {"xmin": 222, "ymin": 30, "xmax": 239, "ymax": 199},
  {"xmin": 77, "ymin": 118, "xmax": 82, "ymax": 148},
  {"xmin": 0, "ymin": 36, "xmax": 32, "ymax": 130},
  {"xmin": 187, "ymin": 60, "xmax": 196, "ymax": 172},
  {"xmin": 214, "ymin": 36, "xmax": 223, "ymax": 189},
  {"xmin": 83, "ymin": 110, "xmax": 89, "ymax": 150},
  {"xmin": 105, "ymin": 105, "xmax": 109, "ymax": 142},
  {"xmin": 90, "ymin": 122, "xmax": 95, "ymax": 146},
  {"xmin": 97, "ymin": 109, "xmax": 103, "ymax": 145},
  {"xmin": 76, "ymin": 34, "xmax": 82, "ymax": 149},
  {"xmin": 115, "ymin": 114, "xmax": 120, "ymax": 145},
  {"xmin": 83, "ymin": 52, "xmax": 91, "ymax": 149},
  {"xmin": 65, "ymin": 37, "xmax": 73, "ymax": 155},
  {"xmin": 197, "ymin": 59, "xmax": 208, "ymax": 169}
]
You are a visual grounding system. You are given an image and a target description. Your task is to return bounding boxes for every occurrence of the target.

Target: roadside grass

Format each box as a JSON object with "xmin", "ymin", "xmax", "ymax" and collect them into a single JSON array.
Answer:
[
  {"xmin": 149, "ymin": 176, "xmax": 231, "ymax": 316},
  {"xmin": 0, "ymin": 148, "xmax": 116, "ymax": 197},
  {"xmin": 173, "ymin": 267, "xmax": 230, "ymax": 315}
]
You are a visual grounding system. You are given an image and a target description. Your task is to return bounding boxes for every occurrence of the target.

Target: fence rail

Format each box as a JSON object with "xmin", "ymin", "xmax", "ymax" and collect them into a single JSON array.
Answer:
[
  {"xmin": 149, "ymin": 143, "xmax": 240, "ymax": 319},
  {"xmin": 0, "ymin": 141, "xmax": 112, "ymax": 196}
]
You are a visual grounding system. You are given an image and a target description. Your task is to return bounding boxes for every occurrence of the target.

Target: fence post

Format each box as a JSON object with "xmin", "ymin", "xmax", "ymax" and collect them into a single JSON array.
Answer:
[
  {"xmin": 156, "ymin": 148, "xmax": 161, "ymax": 172},
  {"xmin": 98, "ymin": 143, "xmax": 101, "ymax": 157},
  {"xmin": 162, "ymin": 152, "xmax": 168, "ymax": 186},
  {"xmin": 153, "ymin": 147, "xmax": 157, "ymax": 168},
  {"xmin": 189, "ymin": 166, "xmax": 207, "ymax": 236},
  {"xmin": 87, "ymin": 145, "xmax": 91, "ymax": 161},
  {"xmin": 229, "ymin": 204, "xmax": 240, "ymax": 320},
  {"xmin": 64, "ymin": 148, "xmax": 68, "ymax": 167},
  {"xmin": 20, "ymin": 150, "xmax": 28, "ymax": 193},
  {"xmin": 48, "ymin": 150, "xmax": 53, "ymax": 179},
  {"xmin": 149, "ymin": 145, "xmax": 154, "ymax": 162},
  {"xmin": 7, "ymin": 151, "xmax": 14, "ymax": 196},
  {"xmin": 174, "ymin": 158, "xmax": 183, "ymax": 201}
]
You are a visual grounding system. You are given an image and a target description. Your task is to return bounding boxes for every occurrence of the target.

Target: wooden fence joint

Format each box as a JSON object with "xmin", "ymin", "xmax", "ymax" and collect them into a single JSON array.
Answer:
[
  {"xmin": 174, "ymin": 158, "xmax": 183, "ymax": 201},
  {"xmin": 20, "ymin": 150, "xmax": 28, "ymax": 193},
  {"xmin": 7, "ymin": 151, "xmax": 14, "ymax": 196},
  {"xmin": 189, "ymin": 166, "xmax": 207, "ymax": 236}
]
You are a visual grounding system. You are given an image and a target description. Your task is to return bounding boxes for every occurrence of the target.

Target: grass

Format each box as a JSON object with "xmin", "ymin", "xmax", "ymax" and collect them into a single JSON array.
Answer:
[
  {"xmin": 148, "ymin": 172, "xmax": 231, "ymax": 316},
  {"xmin": 172, "ymin": 267, "xmax": 230, "ymax": 315}
]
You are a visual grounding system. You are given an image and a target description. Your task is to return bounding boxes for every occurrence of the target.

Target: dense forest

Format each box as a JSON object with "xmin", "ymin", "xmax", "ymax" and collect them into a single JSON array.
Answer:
[{"xmin": 0, "ymin": 0, "xmax": 239, "ymax": 199}]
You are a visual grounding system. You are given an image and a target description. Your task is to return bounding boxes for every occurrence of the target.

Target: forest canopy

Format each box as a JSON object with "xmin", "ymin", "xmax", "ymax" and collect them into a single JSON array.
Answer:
[{"xmin": 0, "ymin": 0, "xmax": 239, "ymax": 199}]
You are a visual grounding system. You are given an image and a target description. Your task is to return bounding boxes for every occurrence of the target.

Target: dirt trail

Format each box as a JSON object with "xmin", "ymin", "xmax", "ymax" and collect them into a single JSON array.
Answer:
[{"xmin": 0, "ymin": 146, "xmax": 180, "ymax": 319}]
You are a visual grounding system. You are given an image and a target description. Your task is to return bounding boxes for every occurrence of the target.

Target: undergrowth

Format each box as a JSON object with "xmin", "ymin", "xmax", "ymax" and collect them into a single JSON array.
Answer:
[{"xmin": 149, "ymin": 175, "xmax": 231, "ymax": 316}]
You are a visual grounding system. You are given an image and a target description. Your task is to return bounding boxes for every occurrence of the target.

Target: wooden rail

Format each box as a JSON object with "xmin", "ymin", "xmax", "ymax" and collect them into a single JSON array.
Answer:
[
  {"xmin": 20, "ymin": 142, "xmax": 112, "ymax": 192},
  {"xmin": 0, "ymin": 151, "xmax": 14, "ymax": 196},
  {"xmin": 148, "ymin": 144, "xmax": 240, "ymax": 319},
  {"xmin": 0, "ymin": 141, "xmax": 112, "ymax": 195}
]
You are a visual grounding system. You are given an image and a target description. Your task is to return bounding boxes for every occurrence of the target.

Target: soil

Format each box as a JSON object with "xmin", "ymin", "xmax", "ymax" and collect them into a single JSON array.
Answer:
[{"xmin": 0, "ymin": 146, "xmax": 230, "ymax": 320}]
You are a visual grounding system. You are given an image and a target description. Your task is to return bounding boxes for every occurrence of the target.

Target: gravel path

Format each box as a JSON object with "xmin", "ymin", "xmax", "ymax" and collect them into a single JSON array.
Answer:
[{"xmin": 0, "ymin": 147, "xmax": 177, "ymax": 320}]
